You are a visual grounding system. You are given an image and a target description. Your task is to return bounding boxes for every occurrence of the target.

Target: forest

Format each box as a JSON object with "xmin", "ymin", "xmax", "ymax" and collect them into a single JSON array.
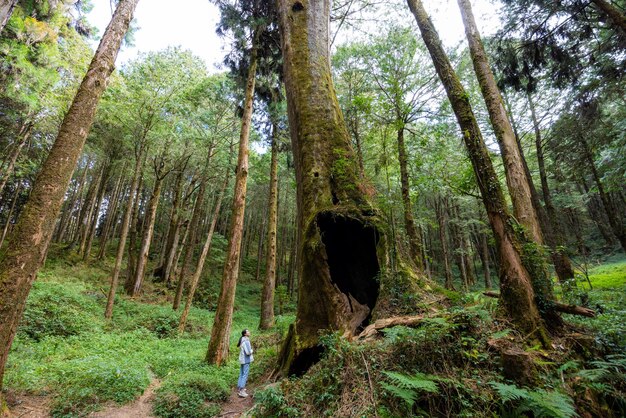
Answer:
[{"xmin": 0, "ymin": 0, "xmax": 624, "ymax": 417}]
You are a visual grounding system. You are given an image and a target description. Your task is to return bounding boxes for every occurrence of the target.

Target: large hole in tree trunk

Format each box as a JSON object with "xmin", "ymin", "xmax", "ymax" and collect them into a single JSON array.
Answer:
[
  {"xmin": 287, "ymin": 212, "xmax": 381, "ymax": 377},
  {"xmin": 317, "ymin": 212, "xmax": 381, "ymax": 330}
]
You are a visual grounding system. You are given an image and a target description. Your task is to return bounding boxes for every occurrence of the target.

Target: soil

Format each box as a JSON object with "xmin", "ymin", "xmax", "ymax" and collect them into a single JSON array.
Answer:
[
  {"xmin": 88, "ymin": 378, "xmax": 161, "ymax": 418},
  {"xmin": 217, "ymin": 388, "xmax": 255, "ymax": 418}
]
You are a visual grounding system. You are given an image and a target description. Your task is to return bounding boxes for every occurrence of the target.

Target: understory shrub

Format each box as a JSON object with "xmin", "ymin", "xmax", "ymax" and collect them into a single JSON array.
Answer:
[{"xmin": 152, "ymin": 369, "xmax": 229, "ymax": 418}]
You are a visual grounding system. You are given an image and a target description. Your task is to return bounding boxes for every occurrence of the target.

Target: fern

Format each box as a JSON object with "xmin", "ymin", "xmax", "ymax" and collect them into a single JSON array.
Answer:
[
  {"xmin": 489, "ymin": 381, "xmax": 529, "ymax": 402},
  {"xmin": 489, "ymin": 381, "xmax": 577, "ymax": 418},
  {"xmin": 381, "ymin": 371, "xmax": 440, "ymax": 408}
]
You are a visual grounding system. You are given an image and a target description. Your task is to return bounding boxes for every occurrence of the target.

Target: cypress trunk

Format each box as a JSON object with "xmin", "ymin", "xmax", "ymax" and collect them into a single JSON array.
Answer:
[
  {"xmin": 275, "ymin": 0, "xmax": 434, "ymax": 377},
  {"xmin": 205, "ymin": 29, "xmax": 258, "ymax": 366},
  {"xmin": 397, "ymin": 128, "xmax": 423, "ymax": 269},
  {"xmin": 105, "ymin": 144, "xmax": 145, "ymax": 319},
  {"xmin": 407, "ymin": 0, "xmax": 549, "ymax": 343},
  {"xmin": 0, "ymin": 0, "xmax": 138, "ymax": 404},
  {"xmin": 260, "ymin": 127, "xmax": 280, "ymax": 330},
  {"xmin": 178, "ymin": 165, "xmax": 231, "ymax": 333}
]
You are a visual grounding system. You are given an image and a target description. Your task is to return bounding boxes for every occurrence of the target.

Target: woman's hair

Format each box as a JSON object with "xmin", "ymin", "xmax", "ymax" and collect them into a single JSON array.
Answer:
[{"xmin": 237, "ymin": 329, "xmax": 248, "ymax": 347}]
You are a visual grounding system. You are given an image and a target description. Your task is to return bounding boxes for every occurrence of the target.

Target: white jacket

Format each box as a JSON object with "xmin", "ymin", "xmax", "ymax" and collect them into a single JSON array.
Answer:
[{"xmin": 239, "ymin": 336, "xmax": 254, "ymax": 364}]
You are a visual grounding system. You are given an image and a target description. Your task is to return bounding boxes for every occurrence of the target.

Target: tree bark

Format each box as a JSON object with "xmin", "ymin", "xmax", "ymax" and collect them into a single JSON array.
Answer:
[
  {"xmin": 97, "ymin": 170, "xmax": 125, "ymax": 260},
  {"xmin": 275, "ymin": 0, "xmax": 430, "ymax": 377},
  {"xmin": 105, "ymin": 145, "xmax": 144, "ymax": 319},
  {"xmin": 260, "ymin": 125, "xmax": 280, "ymax": 330},
  {"xmin": 528, "ymin": 93, "xmax": 575, "ymax": 282},
  {"xmin": 580, "ymin": 136, "xmax": 626, "ymax": 252},
  {"xmin": 0, "ymin": 182, "xmax": 20, "ymax": 249},
  {"xmin": 0, "ymin": 0, "xmax": 138, "ymax": 402},
  {"xmin": 0, "ymin": 122, "xmax": 33, "ymax": 199},
  {"xmin": 0, "ymin": 0, "xmax": 18, "ymax": 34},
  {"xmin": 408, "ymin": 0, "xmax": 549, "ymax": 342},
  {"xmin": 206, "ymin": 29, "xmax": 258, "ymax": 366},
  {"xmin": 178, "ymin": 165, "xmax": 231, "ymax": 333},
  {"xmin": 131, "ymin": 167, "xmax": 166, "ymax": 297},
  {"xmin": 457, "ymin": 0, "xmax": 543, "ymax": 244},
  {"xmin": 172, "ymin": 179, "xmax": 206, "ymax": 309},
  {"xmin": 435, "ymin": 196, "xmax": 454, "ymax": 290},
  {"xmin": 125, "ymin": 173, "xmax": 145, "ymax": 293},
  {"xmin": 397, "ymin": 128, "xmax": 423, "ymax": 269}
]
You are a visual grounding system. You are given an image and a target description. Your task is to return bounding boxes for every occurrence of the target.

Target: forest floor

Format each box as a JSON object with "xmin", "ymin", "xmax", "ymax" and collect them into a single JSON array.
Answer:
[{"xmin": 3, "ymin": 246, "xmax": 625, "ymax": 417}]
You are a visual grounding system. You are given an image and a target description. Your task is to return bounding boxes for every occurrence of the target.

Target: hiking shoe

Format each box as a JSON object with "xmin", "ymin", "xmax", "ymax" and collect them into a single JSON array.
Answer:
[{"xmin": 238, "ymin": 390, "xmax": 248, "ymax": 398}]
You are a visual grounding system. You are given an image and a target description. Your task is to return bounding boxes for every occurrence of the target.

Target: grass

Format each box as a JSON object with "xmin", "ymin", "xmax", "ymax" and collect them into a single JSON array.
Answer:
[{"xmin": 5, "ymin": 246, "xmax": 294, "ymax": 417}]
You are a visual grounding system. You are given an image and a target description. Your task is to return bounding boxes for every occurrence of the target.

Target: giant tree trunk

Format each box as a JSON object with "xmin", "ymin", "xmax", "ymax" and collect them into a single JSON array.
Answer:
[
  {"xmin": 259, "ymin": 127, "xmax": 280, "ymax": 330},
  {"xmin": 0, "ymin": 0, "xmax": 18, "ymax": 34},
  {"xmin": 397, "ymin": 128, "xmax": 423, "ymax": 269},
  {"xmin": 105, "ymin": 145, "xmax": 145, "ymax": 319},
  {"xmin": 408, "ymin": 0, "xmax": 549, "ymax": 342},
  {"xmin": 275, "ymin": 0, "xmax": 433, "ymax": 377},
  {"xmin": 205, "ymin": 31, "xmax": 258, "ymax": 367},
  {"xmin": 0, "ymin": 0, "xmax": 138, "ymax": 405}
]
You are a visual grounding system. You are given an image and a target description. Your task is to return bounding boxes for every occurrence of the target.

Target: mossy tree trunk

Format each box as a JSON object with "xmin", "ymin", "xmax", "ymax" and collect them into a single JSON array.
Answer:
[
  {"xmin": 457, "ymin": 0, "xmax": 560, "ymax": 320},
  {"xmin": 205, "ymin": 31, "xmax": 259, "ymax": 367},
  {"xmin": 259, "ymin": 122, "xmax": 280, "ymax": 330},
  {"xmin": 457, "ymin": 0, "xmax": 544, "ymax": 247},
  {"xmin": 275, "ymin": 0, "xmax": 431, "ymax": 376},
  {"xmin": 407, "ymin": 0, "xmax": 549, "ymax": 343},
  {"xmin": 0, "ymin": 0, "xmax": 17, "ymax": 34},
  {"xmin": 0, "ymin": 0, "xmax": 138, "ymax": 405}
]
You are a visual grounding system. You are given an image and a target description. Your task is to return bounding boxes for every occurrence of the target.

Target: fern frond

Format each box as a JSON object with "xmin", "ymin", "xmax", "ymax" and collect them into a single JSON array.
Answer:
[
  {"xmin": 381, "ymin": 382, "xmax": 417, "ymax": 407},
  {"xmin": 383, "ymin": 371, "xmax": 439, "ymax": 393},
  {"xmin": 489, "ymin": 381, "xmax": 529, "ymax": 402}
]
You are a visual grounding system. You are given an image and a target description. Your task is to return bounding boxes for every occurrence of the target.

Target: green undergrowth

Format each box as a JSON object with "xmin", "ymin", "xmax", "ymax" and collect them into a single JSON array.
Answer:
[
  {"xmin": 254, "ymin": 288, "xmax": 626, "ymax": 417},
  {"xmin": 563, "ymin": 256, "xmax": 626, "ymax": 351},
  {"xmin": 5, "ymin": 249, "xmax": 294, "ymax": 417}
]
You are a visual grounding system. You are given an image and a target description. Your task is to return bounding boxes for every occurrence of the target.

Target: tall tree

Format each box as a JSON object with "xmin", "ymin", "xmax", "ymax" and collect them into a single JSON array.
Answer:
[
  {"xmin": 0, "ymin": 0, "xmax": 139, "ymax": 407},
  {"xmin": 205, "ymin": 0, "xmax": 265, "ymax": 365},
  {"xmin": 274, "ymin": 0, "xmax": 432, "ymax": 377},
  {"xmin": 259, "ymin": 93, "xmax": 282, "ymax": 330},
  {"xmin": 406, "ymin": 0, "xmax": 551, "ymax": 340}
]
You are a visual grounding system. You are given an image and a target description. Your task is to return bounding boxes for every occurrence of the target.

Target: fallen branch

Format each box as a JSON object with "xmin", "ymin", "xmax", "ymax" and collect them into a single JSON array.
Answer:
[
  {"xmin": 357, "ymin": 315, "xmax": 425, "ymax": 340},
  {"xmin": 483, "ymin": 292, "xmax": 596, "ymax": 318}
]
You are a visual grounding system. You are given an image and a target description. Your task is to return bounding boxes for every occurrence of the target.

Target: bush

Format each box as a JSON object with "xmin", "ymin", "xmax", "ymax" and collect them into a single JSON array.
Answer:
[
  {"xmin": 18, "ymin": 282, "xmax": 101, "ymax": 341},
  {"xmin": 49, "ymin": 357, "xmax": 150, "ymax": 417},
  {"xmin": 152, "ymin": 370, "xmax": 230, "ymax": 418}
]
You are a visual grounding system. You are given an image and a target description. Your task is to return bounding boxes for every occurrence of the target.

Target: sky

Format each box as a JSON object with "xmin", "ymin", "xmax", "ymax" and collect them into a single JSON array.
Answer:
[
  {"xmin": 87, "ymin": 0, "xmax": 502, "ymax": 70},
  {"xmin": 88, "ymin": 0, "xmax": 224, "ymax": 71}
]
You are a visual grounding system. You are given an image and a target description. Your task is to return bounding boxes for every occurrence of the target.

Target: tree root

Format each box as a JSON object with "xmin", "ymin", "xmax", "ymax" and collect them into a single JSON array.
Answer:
[{"xmin": 483, "ymin": 291, "xmax": 596, "ymax": 318}]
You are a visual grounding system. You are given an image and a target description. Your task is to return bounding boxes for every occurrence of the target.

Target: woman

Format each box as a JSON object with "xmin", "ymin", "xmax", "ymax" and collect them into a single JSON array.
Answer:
[{"xmin": 237, "ymin": 329, "xmax": 254, "ymax": 398}]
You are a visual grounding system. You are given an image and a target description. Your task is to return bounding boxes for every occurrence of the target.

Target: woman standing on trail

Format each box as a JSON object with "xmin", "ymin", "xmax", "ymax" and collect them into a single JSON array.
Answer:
[{"xmin": 237, "ymin": 329, "xmax": 254, "ymax": 398}]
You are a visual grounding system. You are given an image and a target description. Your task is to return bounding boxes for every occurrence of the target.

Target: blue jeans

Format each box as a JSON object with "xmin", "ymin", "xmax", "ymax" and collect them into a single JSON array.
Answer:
[{"xmin": 238, "ymin": 363, "xmax": 250, "ymax": 390}]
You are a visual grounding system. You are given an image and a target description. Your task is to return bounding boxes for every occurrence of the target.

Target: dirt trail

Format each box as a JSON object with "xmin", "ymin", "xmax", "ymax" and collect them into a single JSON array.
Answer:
[
  {"xmin": 88, "ymin": 379, "xmax": 161, "ymax": 418},
  {"xmin": 217, "ymin": 388, "xmax": 255, "ymax": 418}
]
